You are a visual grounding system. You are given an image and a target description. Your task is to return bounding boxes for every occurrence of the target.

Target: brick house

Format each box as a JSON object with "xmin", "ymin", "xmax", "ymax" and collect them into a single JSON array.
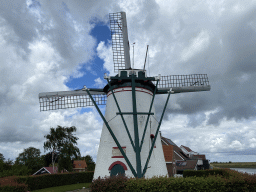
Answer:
[
  {"xmin": 72, "ymin": 160, "xmax": 87, "ymax": 172},
  {"xmin": 161, "ymin": 135, "xmax": 210, "ymax": 176}
]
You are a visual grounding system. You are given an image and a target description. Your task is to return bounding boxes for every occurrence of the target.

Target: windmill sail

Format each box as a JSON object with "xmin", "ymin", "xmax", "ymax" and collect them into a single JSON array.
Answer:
[
  {"xmin": 109, "ymin": 12, "xmax": 131, "ymax": 72},
  {"xmin": 39, "ymin": 11, "xmax": 211, "ymax": 179},
  {"xmin": 154, "ymin": 74, "xmax": 211, "ymax": 94},
  {"xmin": 39, "ymin": 90, "xmax": 106, "ymax": 111}
]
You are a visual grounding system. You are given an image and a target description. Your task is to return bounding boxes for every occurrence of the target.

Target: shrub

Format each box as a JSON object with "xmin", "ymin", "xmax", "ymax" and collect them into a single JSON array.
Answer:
[
  {"xmin": 0, "ymin": 176, "xmax": 28, "ymax": 192},
  {"xmin": 183, "ymin": 169, "xmax": 230, "ymax": 178},
  {"xmin": 91, "ymin": 174, "xmax": 128, "ymax": 192},
  {"xmin": 20, "ymin": 171, "xmax": 93, "ymax": 191},
  {"xmin": 90, "ymin": 170, "xmax": 256, "ymax": 192}
]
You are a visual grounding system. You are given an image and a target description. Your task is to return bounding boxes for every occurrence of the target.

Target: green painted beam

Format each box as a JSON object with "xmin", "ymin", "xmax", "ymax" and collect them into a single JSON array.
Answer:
[
  {"xmin": 142, "ymin": 89, "xmax": 172, "ymax": 177},
  {"xmin": 84, "ymin": 87, "xmax": 138, "ymax": 178},
  {"xmin": 131, "ymin": 74, "xmax": 142, "ymax": 178},
  {"xmin": 110, "ymin": 76, "xmax": 156, "ymax": 81},
  {"xmin": 116, "ymin": 112, "xmax": 154, "ymax": 115},
  {"xmin": 140, "ymin": 79, "xmax": 159, "ymax": 151},
  {"xmin": 106, "ymin": 79, "xmax": 135, "ymax": 151}
]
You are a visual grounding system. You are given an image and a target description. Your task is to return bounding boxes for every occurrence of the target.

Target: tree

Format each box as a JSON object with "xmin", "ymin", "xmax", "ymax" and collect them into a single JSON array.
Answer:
[
  {"xmin": 15, "ymin": 147, "xmax": 43, "ymax": 174},
  {"xmin": 42, "ymin": 152, "xmax": 58, "ymax": 167},
  {"xmin": 0, "ymin": 153, "xmax": 5, "ymax": 162},
  {"xmin": 0, "ymin": 156, "xmax": 14, "ymax": 175},
  {"xmin": 44, "ymin": 126, "xmax": 66, "ymax": 173},
  {"xmin": 58, "ymin": 144, "xmax": 73, "ymax": 173},
  {"xmin": 57, "ymin": 126, "xmax": 80, "ymax": 173},
  {"xmin": 44, "ymin": 125, "xmax": 80, "ymax": 173}
]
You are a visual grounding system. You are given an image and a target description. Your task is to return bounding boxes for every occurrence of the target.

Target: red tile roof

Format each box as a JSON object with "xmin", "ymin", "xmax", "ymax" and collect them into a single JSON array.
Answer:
[
  {"xmin": 181, "ymin": 145, "xmax": 192, "ymax": 152},
  {"xmin": 161, "ymin": 136, "xmax": 189, "ymax": 161},
  {"xmin": 33, "ymin": 167, "xmax": 67, "ymax": 175},
  {"xmin": 161, "ymin": 137, "xmax": 177, "ymax": 146},
  {"xmin": 44, "ymin": 167, "xmax": 58, "ymax": 174},
  {"xmin": 193, "ymin": 155, "xmax": 206, "ymax": 160}
]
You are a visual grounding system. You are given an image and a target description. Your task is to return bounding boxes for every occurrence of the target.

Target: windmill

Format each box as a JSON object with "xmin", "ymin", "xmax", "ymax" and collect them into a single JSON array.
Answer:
[{"xmin": 39, "ymin": 12, "xmax": 211, "ymax": 179}]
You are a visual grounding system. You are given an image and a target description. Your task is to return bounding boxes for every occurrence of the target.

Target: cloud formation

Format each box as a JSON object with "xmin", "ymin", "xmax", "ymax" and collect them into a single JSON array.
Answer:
[{"xmin": 0, "ymin": 0, "xmax": 255, "ymax": 163}]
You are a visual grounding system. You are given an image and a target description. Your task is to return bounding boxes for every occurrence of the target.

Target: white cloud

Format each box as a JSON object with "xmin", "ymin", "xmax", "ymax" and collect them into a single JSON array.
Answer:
[
  {"xmin": 0, "ymin": 0, "xmax": 256, "ymax": 164},
  {"xmin": 97, "ymin": 41, "xmax": 114, "ymax": 76},
  {"xmin": 94, "ymin": 77, "xmax": 106, "ymax": 88},
  {"xmin": 181, "ymin": 30, "xmax": 210, "ymax": 62},
  {"xmin": 229, "ymin": 140, "xmax": 243, "ymax": 149}
]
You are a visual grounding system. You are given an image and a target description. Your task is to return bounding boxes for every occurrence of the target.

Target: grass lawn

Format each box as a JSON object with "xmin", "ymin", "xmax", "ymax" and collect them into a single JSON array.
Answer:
[{"xmin": 30, "ymin": 182, "xmax": 91, "ymax": 192}]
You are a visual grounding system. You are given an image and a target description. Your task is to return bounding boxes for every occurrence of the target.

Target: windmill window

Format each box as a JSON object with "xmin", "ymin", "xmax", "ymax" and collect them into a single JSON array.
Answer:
[{"xmin": 112, "ymin": 147, "xmax": 126, "ymax": 158}]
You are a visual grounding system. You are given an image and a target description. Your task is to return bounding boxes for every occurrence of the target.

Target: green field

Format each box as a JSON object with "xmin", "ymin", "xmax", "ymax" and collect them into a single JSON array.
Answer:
[{"xmin": 210, "ymin": 162, "xmax": 256, "ymax": 168}]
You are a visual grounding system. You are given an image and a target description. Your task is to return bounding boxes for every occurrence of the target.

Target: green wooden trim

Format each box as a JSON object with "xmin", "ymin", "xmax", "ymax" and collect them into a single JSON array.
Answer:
[
  {"xmin": 86, "ymin": 88, "xmax": 104, "ymax": 92},
  {"xmin": 106, "ymin": 79, "xmax": 136, "ymax": 151},
  {"xmin": 142, "ymin": 90, "xmax": 171, "ymax": 177},
  {"xmin": 140, "ymin": 79, "xmax": 159, "ymax": 152},
  {"xmin": 85, "ymin": 88, "xmax": 137, "ymax": 178},
  {"xmin": 110, "ymin": 76, "xmax": 156, "ymax": 81},
  {"xmin": 131, "ymin": 74, "xmax": 142, "ymax": 178},
  {"xmin": 116, "ymin": 112, "xmax": 154, "ymax": 115}
]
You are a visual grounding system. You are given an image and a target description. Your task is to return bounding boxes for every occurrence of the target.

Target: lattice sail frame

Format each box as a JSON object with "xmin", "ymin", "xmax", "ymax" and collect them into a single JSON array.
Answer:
[
  {"xmin": 109, "ymin": 12, "xmax": 130, "ymax": 73},
  {"xmin": 39, "ymin": 91, "xmax": 106, "ymax": 111},
  {"xmin": 154, "ymin": 74, "xmax": 210, "ymax": 88}
]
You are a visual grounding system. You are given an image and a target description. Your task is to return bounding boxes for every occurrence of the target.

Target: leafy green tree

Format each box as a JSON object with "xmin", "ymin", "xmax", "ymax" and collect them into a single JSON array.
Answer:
[
  {"xmin": 15, "ymin": 147, "xmax": 43, "ymax": 174},
  {"xmin": 58, "ymin": 144, "xmax": 73, "ymax": 172},
  {"xmin": 44, "ymin": 125, "xmax": 80, "ymax": 173},
  {"xmin": 0, "ymin": 164, "xmax": 32, "ymax": 177},
  {"xmin": 57, "ymin": 127, "xmax": 80, "ymax": 173},
  {"xmin": 11, "ymin": 164, "xmax": 33, "ymax": 176},
  {"xmin": 44, "ymin": 126, "xmax": 66, "ymax": 173},
  {"xmin": 0, "ymin": 153, "xmax": 5, "ymax": 162},
  {"xmin": 42, "ymin": 152, "xmax": 58, "ymax": 167},
  {"xmin": 5, "ymin": 159, "xmax": 14, "ymax": 166}
]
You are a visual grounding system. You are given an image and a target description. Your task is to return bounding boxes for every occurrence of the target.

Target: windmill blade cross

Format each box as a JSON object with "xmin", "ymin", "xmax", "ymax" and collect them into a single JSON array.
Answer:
[
  {"xmin": 39, "ymin": 90, "xmax": 106, "ymax": 111},
  {"xmin": 154, "ymin": 74, "xmax": 211, "ymax": 94},
  {"xmin": 109, "ymin": 12, "xmax": 131, "ymax": 72}
]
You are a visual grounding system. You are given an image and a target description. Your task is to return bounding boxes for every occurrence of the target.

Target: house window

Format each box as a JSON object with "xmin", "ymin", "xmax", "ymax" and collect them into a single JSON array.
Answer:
[
  {"xmin": 176, "ymin": 161, "xmax": 187, "ymax": 166},
  {"xmin": 79, "ymin": 164, "xmax": 81, "ymax": 166}
]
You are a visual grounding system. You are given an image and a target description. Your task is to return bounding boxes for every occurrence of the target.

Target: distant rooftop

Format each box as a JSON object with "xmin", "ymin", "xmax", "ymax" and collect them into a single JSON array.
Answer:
[
  {"xmin": 181, "ymin": 145, "xmax": 193, "ymax": 152},
  {"xmin": 161, "ymin": 136, "xmax": 177, "ymax": 146}
]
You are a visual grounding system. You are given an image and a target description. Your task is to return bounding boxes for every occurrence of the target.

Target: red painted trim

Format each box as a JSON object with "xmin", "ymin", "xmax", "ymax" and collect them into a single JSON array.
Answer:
[
  {"xmin": 108, "ymin": 161, "xmax": 128, "ymax": 170},
  {"xmin": 107, "ymin": 87, "xmax": 153, "ymax": 97},
  {"xmin": 112, "ymin": 156, "xmax": 124, "ymax": 158},
  {"xmin": 113, "ymin": 147, "xmax": 126, "ymax": 149}
]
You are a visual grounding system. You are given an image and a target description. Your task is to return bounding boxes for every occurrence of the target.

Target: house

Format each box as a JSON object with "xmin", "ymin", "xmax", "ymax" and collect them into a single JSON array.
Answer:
[
  {"xmin": 33, "ymin": 167, "xmax": 68, "ymax": 175},
  {"xmin": 33, "ymin": 160, "xmax": 87, "ymax": 175},
  {"xmin": 161, "ymin": 134, "xmax": 210, "ymax": 176},
  {"xmin": 72, "ymin": 160, "xmax": 87, "ymax": 172},
  {"xmin": 180, "ymin": 145, "xmax": 199, "ymax": 157}
]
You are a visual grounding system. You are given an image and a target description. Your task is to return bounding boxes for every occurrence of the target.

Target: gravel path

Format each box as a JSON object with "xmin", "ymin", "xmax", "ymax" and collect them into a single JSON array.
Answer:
[{"xmin": 66, "ymin": 188, "xmax": 91, "ymax": 192}]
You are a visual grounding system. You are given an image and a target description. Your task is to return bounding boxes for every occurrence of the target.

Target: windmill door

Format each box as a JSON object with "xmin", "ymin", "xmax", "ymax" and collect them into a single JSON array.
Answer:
[{"xmin": 110, "ymin": 164, "xmax": 125, "ymax": 177}]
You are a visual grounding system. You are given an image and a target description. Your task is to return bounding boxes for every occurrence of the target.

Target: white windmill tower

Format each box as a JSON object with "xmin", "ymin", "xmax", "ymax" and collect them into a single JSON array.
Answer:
[{"xmin": 39, "ymin": 12, "xmax": 211, "ymax": 179}]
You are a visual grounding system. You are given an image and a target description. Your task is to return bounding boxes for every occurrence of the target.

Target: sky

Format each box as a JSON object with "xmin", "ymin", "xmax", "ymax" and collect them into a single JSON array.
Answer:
[{"xmin": 0, "ymin": 0, "xmax": 256, "ymax": 164}]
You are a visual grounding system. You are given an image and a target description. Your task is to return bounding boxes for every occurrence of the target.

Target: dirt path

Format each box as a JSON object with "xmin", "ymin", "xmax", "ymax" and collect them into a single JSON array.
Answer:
[{"xmin": 66, "ymin": 188, "xmax": 91, "ymax": 192}]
